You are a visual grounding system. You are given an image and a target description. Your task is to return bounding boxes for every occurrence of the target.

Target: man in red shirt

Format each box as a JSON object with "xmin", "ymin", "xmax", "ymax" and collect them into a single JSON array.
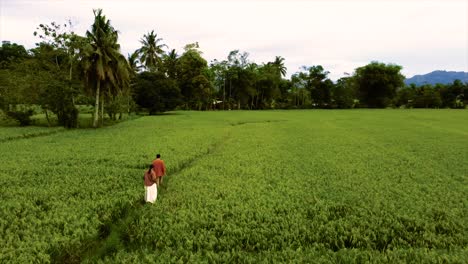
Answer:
[{"xmin": 152, "ymin": 154, "xmax": 166, "ymax": 187}]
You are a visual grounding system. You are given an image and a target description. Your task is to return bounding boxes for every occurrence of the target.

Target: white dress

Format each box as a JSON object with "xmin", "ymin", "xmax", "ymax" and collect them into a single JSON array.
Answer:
[{"xmin": 145, "ymin": 184, "xmax": 158, "ymax": 203}]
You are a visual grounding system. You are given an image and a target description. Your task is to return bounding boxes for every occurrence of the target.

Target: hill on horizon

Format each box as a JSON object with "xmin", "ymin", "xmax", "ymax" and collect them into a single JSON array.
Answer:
[{"xmin": 405, "ymin": 70, "xmax": 468, "ymax": 86}]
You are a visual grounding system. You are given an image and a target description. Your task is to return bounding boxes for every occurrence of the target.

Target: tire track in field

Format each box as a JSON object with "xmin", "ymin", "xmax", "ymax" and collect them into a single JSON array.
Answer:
[
  {"xmin": 0, "ymin": 128, "xmax": 66, "ymax": 143},
  {"xmin": 1, "ymin": 116, "xmax": 143, "ymax": 143},
  {"xmin": 54, "ymin": 129, "xmax": 232, "ymax": 263},
  {"xmin": 230, "ymin": 119, "xmax": 287, "ymax": 126}
]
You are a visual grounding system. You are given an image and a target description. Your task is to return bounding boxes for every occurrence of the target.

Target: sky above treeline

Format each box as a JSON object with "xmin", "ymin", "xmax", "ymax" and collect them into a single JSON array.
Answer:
[{"xmin": 1, "ymin": 0, "xmax": 467, "ymax": 80}]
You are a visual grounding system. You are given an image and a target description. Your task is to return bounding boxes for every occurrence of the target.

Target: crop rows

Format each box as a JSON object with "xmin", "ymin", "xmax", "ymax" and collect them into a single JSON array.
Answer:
[
  {"xmin": 0, "ymin": 113, "xmax": 228, "ymax": 262},
  {"xmin": 1, "ymin": 110, "xmax": 467, "ymax": 263}
]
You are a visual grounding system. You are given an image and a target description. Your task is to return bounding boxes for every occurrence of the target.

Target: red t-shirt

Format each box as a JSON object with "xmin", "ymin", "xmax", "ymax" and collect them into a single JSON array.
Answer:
[{"xmin": 152, "ymin": 159, "xmax": 166, "ymax": 177}]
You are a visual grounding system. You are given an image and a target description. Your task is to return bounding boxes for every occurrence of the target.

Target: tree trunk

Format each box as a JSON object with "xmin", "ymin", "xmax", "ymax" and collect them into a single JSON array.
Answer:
[
  {"xmin": 223, "ymin": 76, "xmax": 226, "ymax": 110},
  {"xmin": 69, "ymin": 60, "xmax": 76, "ymax": 108},
  {"xmin": 44, "ymin": 109, "xmax": 51, "ymax": 127},
  {"xmin": 229, "ymin": 79, "xmax": 232, "ymax": 110},
  {"xmin": 127, "ymin": 96, "xmax": 131, "ymax": 115},
  {"xmin": 93, "ymin": 82, "xmax": 100, "ymax": 128},
  {"xmin": 101, "ymin": 96, "xmax": 104, "ymax": 126},
  {"xmin": 261, "ymin": 91, "xmax": 264, "ymax": 109}
]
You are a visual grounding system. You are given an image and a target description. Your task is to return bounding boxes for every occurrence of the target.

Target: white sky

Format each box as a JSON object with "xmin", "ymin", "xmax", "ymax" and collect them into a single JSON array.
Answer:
[{"xmin": 1, "ymin": 0, "xmax": 467, "ymax": 80}]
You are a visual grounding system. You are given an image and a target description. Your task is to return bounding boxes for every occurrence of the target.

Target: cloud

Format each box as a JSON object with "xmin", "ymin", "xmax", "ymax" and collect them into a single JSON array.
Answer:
[{"xmin": 1, "ymin": 0, "xmax": 466, "ymax": 80}]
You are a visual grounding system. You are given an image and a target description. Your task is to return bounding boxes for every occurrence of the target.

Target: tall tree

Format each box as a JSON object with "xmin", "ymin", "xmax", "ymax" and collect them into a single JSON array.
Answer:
[
  {"xmin": 33, "ymin": 20, "xmax": 87, "ymax": 127},
  {"xmin": 332, "ymin": 77, "xmax": 355, "ymax": 108},
  {"xmin": 0, "ymin": 41, "xmax": 29, "ymax": 68},
  {"xmin": 413, "ymin": 84, "xmax": 442, "ymax": 108},
  {"xmin": 255, "ymin": 63, "xmax": 281, "ymax": 109},
  {"xmin": 290, "ymin": 73, "xmax": 310, "ymax": 107},
  {"xmin": 137, "ymin": 30, "xmax": 166, "ymax": 72},
  {"xmin": 133, "ymin": 72, "xmax": 182, "ymax": 114},
  {"xmin": 209, "ymin": 59, "xmax": 229, "ymax": 109},
  {"xmin": 395, "ymin": 85, "xmax": 416, "ymax": 108},
  {"xmin": 163, "ymin": 49, "xmax": 178, "ymax": 79},
  {"xmin": 80, "ymin": 9, "xmax": 130, "ymax": 127},
  {"xmin": 270, "ymin": 56, "xmax": 287, "ymax": 77},
  {"xmin": 222, "ymin": 50, "xmax": 259, "ymax": 109},
  {"xmin": 293, "ymin": 65, "xmax": 332, "ymax": 107},
  {"xmin": 127, "ymin": 50, "xmax": 141, "ymax": 76},
  {"xmin": 439, "ymin": 79, "xmax": 466, "ymax": 108},
  {"xmin": 353, "ymin": 62, "xmax": 405, "ymax": 108},
  {"xmin": 0, "ymin": 42, "xmax": 30, "ymax": 112},
  {"xmin": 176, "ymin": 43, "xmax": 213, "ymax": 109},
  {"xmin": 0, "ymin": 43, "xmax": 36, "ymax": 125}
]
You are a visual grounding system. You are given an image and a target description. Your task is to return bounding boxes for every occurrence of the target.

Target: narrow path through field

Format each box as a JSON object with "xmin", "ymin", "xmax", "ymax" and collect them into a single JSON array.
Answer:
[
  {"xmin": 61, "ymin": 130, "xmax": 233, "ymax": 263},
  {"xmin": 52, "ymin": 118, "xmax": 285, "ymax": 263}
]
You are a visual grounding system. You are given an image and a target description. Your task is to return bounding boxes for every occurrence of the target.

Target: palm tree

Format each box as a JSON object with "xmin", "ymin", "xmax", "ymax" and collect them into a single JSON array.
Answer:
[
  {"xmin": 127, "ymin": 50, "xmax": 141, "ymax": 76},
  {"xmin": 163, "ymin": 49, "xmax": 178, "ymax": 79},
  {"xmin": 138, "ymin": 30, "xmax": 167, "ymax": 72},
  {"xmin": 271, "ymin": 56, "xmax": 287, "ymax": 77},
  {"xmin": 80, "ymin": 9, "xmax": 129, "ymax": 127}
]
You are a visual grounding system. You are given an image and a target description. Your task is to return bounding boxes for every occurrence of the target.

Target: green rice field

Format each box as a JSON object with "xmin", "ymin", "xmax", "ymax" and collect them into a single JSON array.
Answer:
[{"xmin": 0, "ymin": 110, "xmax": 467, "ymax": 263}]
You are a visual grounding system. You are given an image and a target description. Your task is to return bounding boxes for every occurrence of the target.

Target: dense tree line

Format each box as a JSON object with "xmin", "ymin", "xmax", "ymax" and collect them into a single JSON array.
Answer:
[
  {"xmin": 395, "ymin": 80, "xmax": 467, "ymax": 108},
  {"xmin": 1, "ymin": 9, "xmax": 467, "ymax": 128}
]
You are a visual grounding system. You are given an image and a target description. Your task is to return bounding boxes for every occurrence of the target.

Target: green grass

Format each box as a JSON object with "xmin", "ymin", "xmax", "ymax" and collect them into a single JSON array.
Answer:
[
  {"xmin": 0, "ymin": 110, "xmax": 467, "ymax": 263},
  {"xmin": 0, "ymin": 112, "xmax": 140, "ymax": 142},
  {"xmin": 1, "ymin": 109, "xmax": 137, "ymax": 128}
]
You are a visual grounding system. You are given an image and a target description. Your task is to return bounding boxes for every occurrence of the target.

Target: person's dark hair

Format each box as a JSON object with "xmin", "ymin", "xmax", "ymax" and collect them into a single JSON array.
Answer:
[
  {"xmin": 156, "ymin": 154, "xmax": 161, "ymax": 158},
  {"xmin": 148, "ymin": 164, "xmax": 154, "ymax": 173}
]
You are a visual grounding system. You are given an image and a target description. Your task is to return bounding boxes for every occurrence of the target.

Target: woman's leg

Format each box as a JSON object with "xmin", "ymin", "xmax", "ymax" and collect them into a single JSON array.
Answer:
[{"xmin": 144, "ymin": 186, "xmax": 148, "ymax": 202}]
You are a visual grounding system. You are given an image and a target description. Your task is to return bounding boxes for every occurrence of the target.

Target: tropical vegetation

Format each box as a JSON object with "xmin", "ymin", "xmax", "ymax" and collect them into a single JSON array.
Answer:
[{"xmin": 0, "ymin": 8, "xmax": 467, "ymax": 129}]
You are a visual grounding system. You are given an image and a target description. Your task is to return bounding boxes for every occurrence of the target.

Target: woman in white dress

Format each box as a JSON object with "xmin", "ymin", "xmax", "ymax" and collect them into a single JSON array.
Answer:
[{"xmin": 144, "ymin": 164, "xmax": 158, "ymax": 203}]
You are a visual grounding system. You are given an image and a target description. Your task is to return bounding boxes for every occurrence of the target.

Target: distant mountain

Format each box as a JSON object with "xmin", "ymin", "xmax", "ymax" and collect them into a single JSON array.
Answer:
[{"xmin": 405, "ymin": 70, "xmax": 468, "ymax": 86}]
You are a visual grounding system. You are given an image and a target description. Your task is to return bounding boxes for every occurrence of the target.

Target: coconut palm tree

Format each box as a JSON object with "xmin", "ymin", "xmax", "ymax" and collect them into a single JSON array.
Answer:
[
  {"xmin": 127, "ymin": 50, "xmax": 141, "ymax": 76},
  {"xmin": 163, "ymin": 49, "xmax": 178, "ymax": 79},
  {"xmin": 80, "ymin": 9, "xmax": 129, "ymax": 127},
  {"xmin": 138, "ymin": 30, "xmax": 167, "ymax": 72},
  {"xmin": 271, "ymin": 56, "xmax": 287, "ymax": 77}
]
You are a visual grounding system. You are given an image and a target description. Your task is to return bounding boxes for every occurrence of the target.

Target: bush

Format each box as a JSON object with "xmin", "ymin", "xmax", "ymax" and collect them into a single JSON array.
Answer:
[
  {"xmin": 40, "ymin": 82, "xmax": 79, "ymax": 128},
  {"xmin": 6, "ymin": 109, "xmax": 34, "ymax": 126}
]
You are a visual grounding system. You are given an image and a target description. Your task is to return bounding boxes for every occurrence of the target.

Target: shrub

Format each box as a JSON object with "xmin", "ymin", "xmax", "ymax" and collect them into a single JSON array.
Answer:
[{"xmin": 6, "ymin": 109, "xmax": 34, "ymax": 126}]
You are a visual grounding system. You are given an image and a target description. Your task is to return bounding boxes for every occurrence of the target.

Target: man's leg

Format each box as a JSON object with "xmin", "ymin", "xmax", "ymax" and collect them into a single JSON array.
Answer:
[{"xmin": 156, "ymin": 176, "xmax": 161, "ymax": 187}]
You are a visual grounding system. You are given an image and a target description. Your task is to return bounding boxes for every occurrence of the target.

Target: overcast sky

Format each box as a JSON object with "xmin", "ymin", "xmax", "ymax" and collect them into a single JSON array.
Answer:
[{"xmin": 1, "ymin": 0, "xmax": 467, "ymax": 80}]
